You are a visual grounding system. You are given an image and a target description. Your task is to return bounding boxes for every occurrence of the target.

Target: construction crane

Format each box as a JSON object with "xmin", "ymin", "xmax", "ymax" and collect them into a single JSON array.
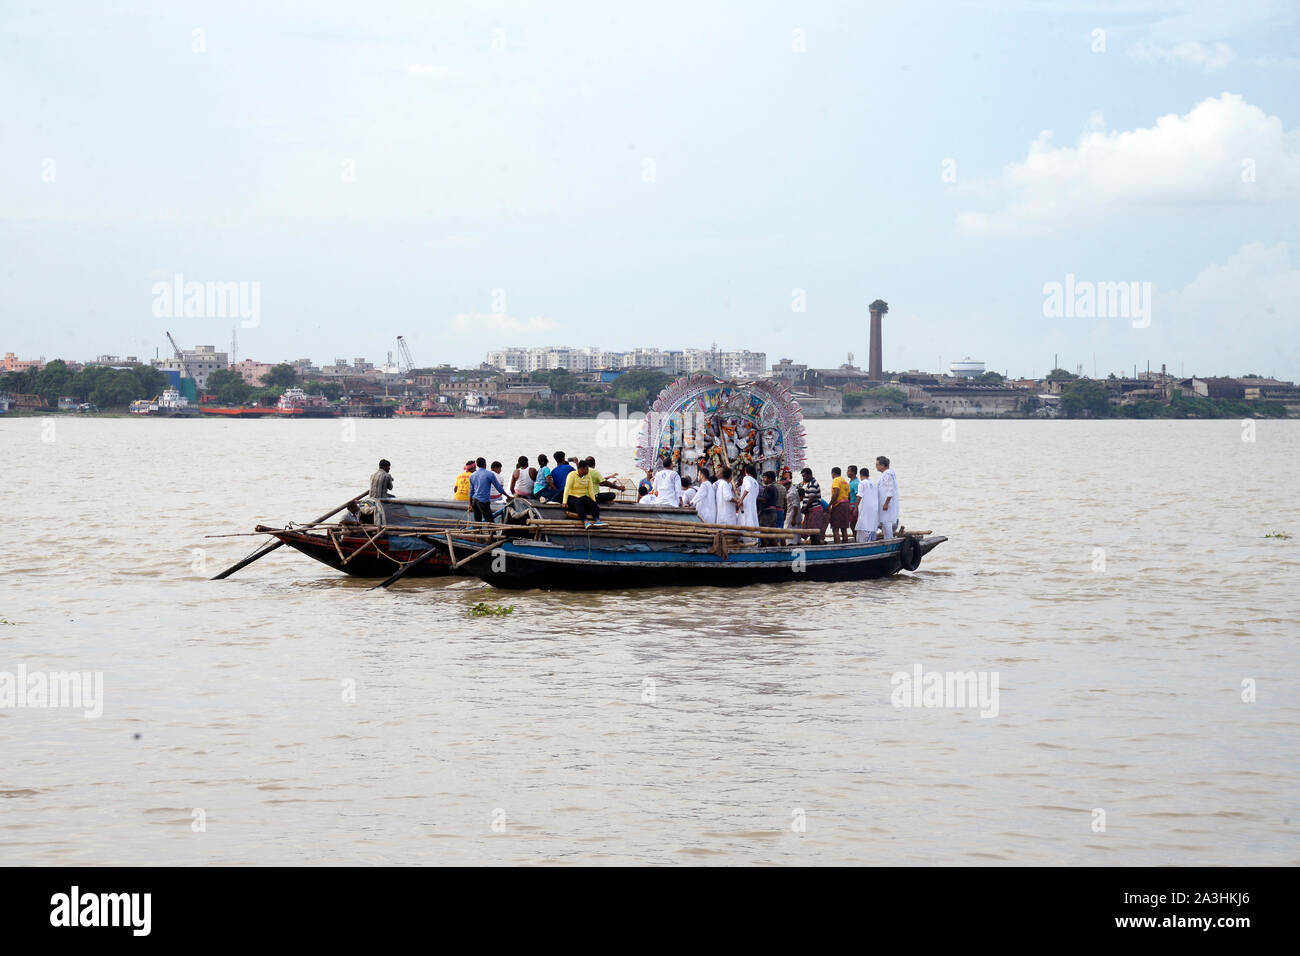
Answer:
[
  {"xmin": 396, "ymin": 336, "xmax": 415, "ymax": 374},
  {"xmin": 166, "ymin": 331, "xmax": 193, "ymax": 380},
  {"xmin": 165, "ymin": 331, "xmax": 201, "ymax": 402}
]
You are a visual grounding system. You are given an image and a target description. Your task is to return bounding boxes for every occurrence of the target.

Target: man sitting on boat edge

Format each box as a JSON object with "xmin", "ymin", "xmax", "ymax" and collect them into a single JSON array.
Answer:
[{"xmin": 561, "ymin": 459, "xmax": 607, "ymax": 529}]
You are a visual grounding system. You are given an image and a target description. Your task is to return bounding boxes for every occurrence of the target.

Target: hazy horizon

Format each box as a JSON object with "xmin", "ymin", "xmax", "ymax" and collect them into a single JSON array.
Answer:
[{"xmin": 3, "ymin": 1, "xmax": 1298, "ymax": 380}]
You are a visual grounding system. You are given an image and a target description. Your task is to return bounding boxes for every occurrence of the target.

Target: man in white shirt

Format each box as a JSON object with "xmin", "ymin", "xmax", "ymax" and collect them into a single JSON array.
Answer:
[
  {"xmin": 694, "ymin": 469, "xmax": 717, "ymax": 523},
  {"xmin": 854, "ymin": 466, "xmax": 880, "ymax": 542},
  {"xmin": 715, "ymin": 466, "xmax": 737, "ymax": 524},
  {"xmin": 652, "ymin": 457, "xmax": 683, "ymax": 507},
  {"xmin": 875, "ymin": 456, "xmax": 900, "ymax": 538},
  {"xmin": 738, "ymin": 464, "xmax": 760, "ymax": 528},
  {"xmin": 681, "ymin": 477, "xmax": 697, "ymax": 507}
]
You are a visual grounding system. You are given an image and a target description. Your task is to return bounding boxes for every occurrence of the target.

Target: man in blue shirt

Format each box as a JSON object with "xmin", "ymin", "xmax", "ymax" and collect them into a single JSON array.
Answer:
[
  {"xmin": 469, "ymin": 456, "xmax": 507, "ymax": 523},
  {"xmin": 540, "ymin": 451, "xmax": 573, "ymax": 503}
]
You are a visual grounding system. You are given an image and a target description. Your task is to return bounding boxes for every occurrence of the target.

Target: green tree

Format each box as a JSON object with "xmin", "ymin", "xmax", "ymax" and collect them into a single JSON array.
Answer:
[
  {"xmin": 87, "ymin": 369, "xmax": 148, "ymax": 408},
  {"xmin": 205, "ymin": 368, "xmax": 253, "ymax": 405},
  {"xmin": 130, "ymin": 365, "xmax": 167, "ymax": 396},
  {"xmin": 35, "ymin": 359, "xmax": 74, "ymax": 407},
  {"xmin": 974, "ymin": 371, "xmax": 1005, "ymax": 385},
  {"xmin": 303, "ymin": 380, "xmax": 343, "ymax": 401},
  {"xmin": 610, "ymin": 368, "xmax": 674, "ymax": 408},
  {"xmin": 1060, "ymin": 379, "xmax": 1114, "ymax": 418},
  {"xmin": 260, "ymin": 363, "xmax": 299, "ymax": 387},
  {"xmin": 1046, "ymin": 368, "xmax": 1078, "ymax": 382},
  {"xmin": 0, "ymin": 367, "xmax": 38, "ymax": 395}
]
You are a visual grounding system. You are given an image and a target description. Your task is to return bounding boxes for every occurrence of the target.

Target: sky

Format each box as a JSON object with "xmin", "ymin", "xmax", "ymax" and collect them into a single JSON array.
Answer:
[{"xmin": 2, "ymin": 0, "xmax": 1298, "ymax": 380}]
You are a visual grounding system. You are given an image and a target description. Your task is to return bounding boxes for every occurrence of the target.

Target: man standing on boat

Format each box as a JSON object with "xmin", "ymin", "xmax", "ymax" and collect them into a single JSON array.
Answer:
[
  {"xmin": 828, "ymin": 467, "xmax": 852, "ymax": 544},
  {"xmin": 469, "ymin": 456, "xmax": 508, "ymax": 523},
  {"xmin": 453, "ymin": 460, "xmax": 474, "ymax": 502},
  {"xmin": 694, "ymin": 468, "xmax": 717, "ymax": 523},
  {"xmin": 561, "ymin": 458, "xmax": 607, "ymax": 529},
  {"xmin": 797, "ymin": 468, "xmax": 824, "ymax": 543},
  {"xmin": 847, "ymin": 464, "xmax": 860, "ymax": 528},
  {"xmin": 855, "ymin": 465, "xmax": 880, "ymax": 542},
  {"xmin": 715, "ymin": 466, "xmax": 738, "ymax": 524},
  {"xmin": 875, "ymin": 456, "xmax": 900, "ymax": 538},
  {"xmin": 652, "ymin": 457, "xmax": 683, "ymax": 507},
  {"xmin": 758, "ymin": 470, "xmax": 784, "ymax": 528},
  {"xmin": 780, "ymin": 466, "xmax": 799, "ymax": 528},
  {"xmin": 739, "ymin": 464, "xmax": 760, "ymax": 528},
  {"xmin": 369, "ymin": 459, "xmax": 394, "ymax": 499}
]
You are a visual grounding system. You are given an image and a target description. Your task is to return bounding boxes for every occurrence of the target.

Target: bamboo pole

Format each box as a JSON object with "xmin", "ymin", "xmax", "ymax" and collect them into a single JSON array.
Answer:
[
  {"xmin": 449, "ymin": 538, "xmax": 503, "ymax": 570},
  {"xmin": 527, "ymin": 516, "xmax": 814, "ymax": 535},
  {"xmin": 327, "ymin": 529, "xmax": 346, "ymax": 563},
  {"xmin": 211, "ymin": 490, "xmax": 366, "ymax": 579},
  {"xmin": 527, "ymin": 520, "xmax": 813, "ymax": 540},
  {"xmin": 341, "ymin": 526, "xmax": 387, "ymax": 565}
]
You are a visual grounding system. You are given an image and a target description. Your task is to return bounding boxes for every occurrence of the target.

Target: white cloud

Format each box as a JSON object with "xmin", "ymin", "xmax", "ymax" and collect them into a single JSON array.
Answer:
[
  {"xmin": 451, "ymin": 313, "xmax": 558, "ymax": 336},
  {"xmin": 1128, "ymin": 40, "xmax": 1236, "ymax": 72},
  {"xmin": 1156, "ymin": 241, "xmax": 1300, "ymax": 376},
  {"xmin": 958, "ymin": 93, "xmax": 1300, "ymax": 237}
]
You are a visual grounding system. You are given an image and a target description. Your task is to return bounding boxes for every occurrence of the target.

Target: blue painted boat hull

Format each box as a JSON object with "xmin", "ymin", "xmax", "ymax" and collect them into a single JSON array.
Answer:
[{"xmin": 438, "ymin": 535, "xmax": 947, "ymax": 590}]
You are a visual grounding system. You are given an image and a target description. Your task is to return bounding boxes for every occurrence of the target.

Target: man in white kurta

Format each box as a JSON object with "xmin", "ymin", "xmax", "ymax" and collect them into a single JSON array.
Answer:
[
  {"xmin": 855, "ymin": 472, "xmax": 881, "ymax": 543},
  {"xmin": 739, "ymin": 469, "xmax": 760, "ymax": 527},
  {"xmin": 715, "ymin": 471, "xmax": 737, "ymax": 524},
  {"xmin": 652, "ymin": 459, "xmax": 683, "ymax": 507},
  {"xmin": 694, "ymin": 474, "xmax": 717, "ymax": 523},
  {"xmin": 875, "ymin": 458, "xmax": 899, "ymax": 538},
  {"xmin": 681, "ymin": 480, "xmax": 698, "ymax": 508}
]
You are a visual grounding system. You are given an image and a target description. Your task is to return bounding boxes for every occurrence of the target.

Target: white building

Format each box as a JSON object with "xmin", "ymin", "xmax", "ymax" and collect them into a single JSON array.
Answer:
[
  {"xmin": 157, "ymin": 345, "xmax": 228, "ymax": 389},
  {"xmin": 484, "ymin": 346, "xmax": 766, "ymax": 378},
  {"xmin": 950, "ymin": 357, "xmax": 986, "ymax": 379}
]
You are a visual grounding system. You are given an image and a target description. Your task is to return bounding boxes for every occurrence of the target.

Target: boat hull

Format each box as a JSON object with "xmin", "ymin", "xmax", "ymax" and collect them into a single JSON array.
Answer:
[
  {"xmin": 266, "ymin": 527, "xmax": 453, "ymax": 577},
  {"xmin": 432, "ymin": 535, "xmax": 947, "ymax": 590}
]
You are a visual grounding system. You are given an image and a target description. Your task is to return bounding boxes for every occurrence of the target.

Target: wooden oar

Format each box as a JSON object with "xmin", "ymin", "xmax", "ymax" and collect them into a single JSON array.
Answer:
[
  {"xmin": 371, "ymin": 537, "xmax": 446, "ymax": 590},
  {"xmin": 210, "ymin": 491, "xmax": 366, "ymax": 580}
]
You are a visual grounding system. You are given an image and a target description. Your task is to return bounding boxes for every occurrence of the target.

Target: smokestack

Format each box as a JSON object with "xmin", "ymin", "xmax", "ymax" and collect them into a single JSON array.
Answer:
[{"xmin": 868, "ymin": 299, "xmax": 888, "ymax": 381}]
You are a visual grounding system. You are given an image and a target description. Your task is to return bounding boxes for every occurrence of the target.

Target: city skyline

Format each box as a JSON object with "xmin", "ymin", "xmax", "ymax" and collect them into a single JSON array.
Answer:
[{"xmin": 4, "ymin": 332, "xmax": 1288, "ymax": 384}]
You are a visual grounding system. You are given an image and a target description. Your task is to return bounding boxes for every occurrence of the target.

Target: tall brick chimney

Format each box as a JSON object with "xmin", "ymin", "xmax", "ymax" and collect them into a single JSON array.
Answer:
[{"xmin": 868, "ymin": 299, "xmax": 889, "ymax": 381}]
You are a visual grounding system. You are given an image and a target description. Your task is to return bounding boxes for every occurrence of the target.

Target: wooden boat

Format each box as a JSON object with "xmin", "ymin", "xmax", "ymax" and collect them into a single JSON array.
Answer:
[
  {"xmin": 257, "ymin": 497, "xmax": 703, "ymax": 579},
  {"xmin": 254, "ymin": 496, "xmax": 944, "ymax": 588},
  {"xmin": 258, "ymin": 524, "xmax": 453, "ymax": 577},
  {"xmin": 420, "ymin": 527, "xmax": 947, "ymax": 590},
  {"xmin": 218, "ymin": 376, "xmax": 945, "ymax": 591}
]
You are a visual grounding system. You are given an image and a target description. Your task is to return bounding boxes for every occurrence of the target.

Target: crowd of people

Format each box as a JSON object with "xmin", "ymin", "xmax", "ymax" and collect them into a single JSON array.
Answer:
[{"xmin": 367, "ymin": 452, "xmax": 901, "ymax": 543}]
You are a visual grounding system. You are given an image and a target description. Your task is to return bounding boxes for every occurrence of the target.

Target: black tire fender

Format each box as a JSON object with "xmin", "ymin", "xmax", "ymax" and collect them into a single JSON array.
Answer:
[{"xmin": 899, "ymin": 536, "xmax": 923, "ymax": 572}]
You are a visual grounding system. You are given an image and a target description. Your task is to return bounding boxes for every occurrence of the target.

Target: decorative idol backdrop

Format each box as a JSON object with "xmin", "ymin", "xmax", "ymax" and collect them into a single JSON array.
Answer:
[{"xmin": 635, "ymin": 374, "xmax": 807, "ymax": 481}]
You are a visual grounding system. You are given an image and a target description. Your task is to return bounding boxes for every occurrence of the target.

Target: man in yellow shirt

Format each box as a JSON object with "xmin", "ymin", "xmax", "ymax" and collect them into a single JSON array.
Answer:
[
  {"xmin": 452, "ymin": 460, "xmax": 474, "ymax": 504},
  {"xmin": 562, "ymin": 459, "xmax": 607, "ymax": 529},
  {"xmin": 828, "ymin": 466, "xmax": 852, "ymax": 543}
]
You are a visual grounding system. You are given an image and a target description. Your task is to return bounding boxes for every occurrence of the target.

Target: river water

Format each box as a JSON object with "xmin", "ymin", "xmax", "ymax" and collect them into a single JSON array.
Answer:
[{"xmin": 1, "ymin": 416, "xmax": 1296, "ymax": 865}]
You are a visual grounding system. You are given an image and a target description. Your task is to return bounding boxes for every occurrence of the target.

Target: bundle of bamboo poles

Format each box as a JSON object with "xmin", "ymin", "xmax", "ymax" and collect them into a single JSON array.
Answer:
[{"xmin": 527, "ymin": 516, "xmax": 814, "ymax": 543}]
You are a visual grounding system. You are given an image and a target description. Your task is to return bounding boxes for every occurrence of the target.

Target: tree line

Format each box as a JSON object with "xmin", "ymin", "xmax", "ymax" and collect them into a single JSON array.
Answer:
[{"xmin": 0, "ymin": 360, "xmax": 168, "ymax": 409}]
